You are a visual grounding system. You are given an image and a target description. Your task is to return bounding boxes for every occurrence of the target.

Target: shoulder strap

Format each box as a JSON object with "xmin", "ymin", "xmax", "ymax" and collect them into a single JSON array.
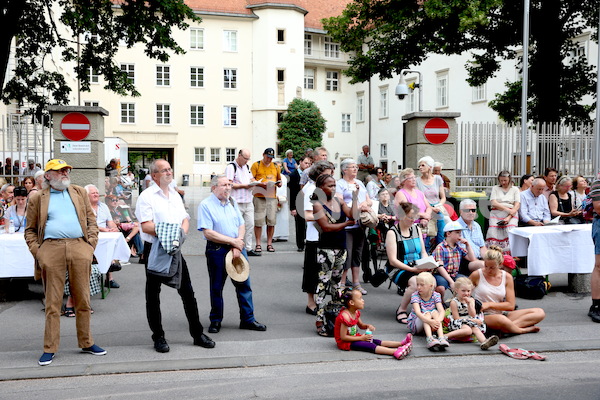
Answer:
[{"xmin": 229, "ymin": 162, "xmax": 237, "ymax": 173}]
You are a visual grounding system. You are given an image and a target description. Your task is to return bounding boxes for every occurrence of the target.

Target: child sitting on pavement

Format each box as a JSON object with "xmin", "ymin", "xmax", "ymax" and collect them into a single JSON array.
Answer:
[
  {"xmin": 407, "ymin": 272, "xmax": 448, "ymax": 351},
  {"xmin": 335, "ymin": 289, "xmax": 412, "ymax": 360}
]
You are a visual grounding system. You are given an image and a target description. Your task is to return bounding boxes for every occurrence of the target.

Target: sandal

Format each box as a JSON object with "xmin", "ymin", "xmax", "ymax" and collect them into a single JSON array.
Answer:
[
  {"xmin": 316, "ymin": 322, "xmax": 330, "ymax": 337},
  {"xmin": 396, "ymin": 310, "xmax": 408, "ymax": 324},
  {"xmin": 255, "ymin": 245, "xmax": 262, "ymax": 253},
  {"xmin": 266, "ymin": 245, "xmax": 275, "ymax": 252},
  {"xmin": 64, "ymin": 307, "xmax": 75, "ymax": 318},
  {"xmin": 499, "ymin": 344, "xmax": 530, "ymax": 360}
]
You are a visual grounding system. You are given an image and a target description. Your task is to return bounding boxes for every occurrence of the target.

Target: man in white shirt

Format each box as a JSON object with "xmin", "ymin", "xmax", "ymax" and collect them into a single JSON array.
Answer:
[
  {"xmin": 136, "ymin": 159, "xmax": 215, "ymax": 353},
  {"xmin": 225, "ymin": 149, "xmax": 260, "ymax": 256}
]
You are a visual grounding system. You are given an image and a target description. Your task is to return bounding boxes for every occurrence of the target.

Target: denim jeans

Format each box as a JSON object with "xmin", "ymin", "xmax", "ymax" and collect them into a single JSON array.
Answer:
[{"xmin": 206, "ymin": 241, "xmax": 255, "ymax": 324}]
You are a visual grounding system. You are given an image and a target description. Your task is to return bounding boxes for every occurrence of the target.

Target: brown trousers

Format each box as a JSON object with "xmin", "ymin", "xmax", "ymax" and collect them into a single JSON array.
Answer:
[{"xmin": 37, "ymin": 238, "xmax": 95, "ymax": 352}]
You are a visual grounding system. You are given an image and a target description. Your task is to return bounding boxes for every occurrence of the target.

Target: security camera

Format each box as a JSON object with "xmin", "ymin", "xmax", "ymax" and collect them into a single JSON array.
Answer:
[{"xmin": 395, "ymin": 83, "xmax": 409, "ymax": 100}]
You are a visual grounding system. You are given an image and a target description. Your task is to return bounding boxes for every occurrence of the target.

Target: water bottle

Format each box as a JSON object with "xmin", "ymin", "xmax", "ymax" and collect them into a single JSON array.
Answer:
[
  {"xmin": 365, "ymin": 329, "xmax": 373, "ymax": 342},
  {"xmin": 8, "ymin": 219, "xmax": 15, "ymax": 234}
]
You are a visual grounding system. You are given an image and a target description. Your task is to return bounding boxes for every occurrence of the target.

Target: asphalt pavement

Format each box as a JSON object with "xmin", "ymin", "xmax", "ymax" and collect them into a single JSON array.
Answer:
[{"xmin": 1, "ymin": 186, "xmax": 599, "ymax": 381}]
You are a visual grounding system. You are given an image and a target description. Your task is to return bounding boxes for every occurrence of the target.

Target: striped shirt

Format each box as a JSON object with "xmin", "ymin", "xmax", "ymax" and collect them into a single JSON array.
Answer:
[{"xmin": 225, "ymin": 161, "xmax": 253, "ymax": 204}]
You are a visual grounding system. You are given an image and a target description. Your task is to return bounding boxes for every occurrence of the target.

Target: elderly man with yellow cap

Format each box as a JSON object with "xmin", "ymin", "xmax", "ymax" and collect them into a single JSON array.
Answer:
[{"xmin": 25, "ymin": 159, "xmax": 105, "ymax": 366}]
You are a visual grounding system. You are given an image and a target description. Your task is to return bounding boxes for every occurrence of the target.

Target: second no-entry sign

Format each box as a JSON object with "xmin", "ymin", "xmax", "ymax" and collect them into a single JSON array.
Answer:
[{"xmin": 423, "ymin": 118, "xmax": 449, "ymax": 144}]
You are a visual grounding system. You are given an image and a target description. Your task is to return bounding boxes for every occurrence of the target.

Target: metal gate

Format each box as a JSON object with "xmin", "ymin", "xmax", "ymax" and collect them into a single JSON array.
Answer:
[
  {"xmin": 456, "ymin": 121, "xmax": 596, "ymax": 191},
  {"xmin": 1, "ymin": 114, "xmax": 53, "ymax": 185}
]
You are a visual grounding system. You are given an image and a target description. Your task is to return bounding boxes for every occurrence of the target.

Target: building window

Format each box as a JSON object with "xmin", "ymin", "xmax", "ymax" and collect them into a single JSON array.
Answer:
[
  {"xmin": 224, "ymin": 68, "xmax": 237, "ymax": 89},
  {"xmin": 436, "ymin": 72, "xmax": 448, "ymax": 108},
  {"xmin": 277, "ymin": 111, "xmax": 285, "ymax": 123},
  {"xmin": 472, "ymin": 84, "xmax": 486, "ymax": 102},
  {"xmin": 223, "ymin": 30, "xmax": 237, "ymax": 52},
  {"xmin": 356, "ymin": 93, "xmax": 364, "ymax": 122},
  {"xmin": 87, "ymin": 67, "xmax": 99, "ymax": 84},
  {"xmin": 190, "ymin": 28, "xmax": 204, "ymax": 50},
  {"xmin": 379, "ymin": 87, "xmax": 389, "ymax": 118},
  {"xmin": 120, "ymin": 103, "xmax": 135, "ymax": 124},
  {"xmin": 190, "ymin": 67, "xmax": 204, "ymax": 88},
  {"xmin": 84, "ymin": 101, "xmax": 99, "ymax": 107},
  {"xmin": 226, "ymin": 147, "xmax": 236, "ymax": 162},
  {"xmin": 324, "ymin": 36, "xmax": 340, "ymax": 58},
  {"xmin": 277, "ymin": 69, "xmax": 285, "ymax": 83},
  {"xmin": 341, "ymin": 114, "xmax": 351, "ymax": 133},
  {"xmin": 304, "ymin": 34, "xmax": 312, "ymax": 55},
  {"xmin": 210, "ymin": 148, "xmax": 221, "ymax": 163},
  {"xmin": 156, "ymin": 104, "xmax": 170, "ymax": 125},
  {"xmin": 381, "ymin": 144, "xmax": 387, "ymax": 158},
  {"xmin": 277, "ymin": 29, "xmax": 285, "ymax": 43},
  {"xmin": 223, "ymin": 106, "xmax": 237, "ymax": 126},
  {"xmin": 304, "ymin": 68, "xmax": 315, "ymax": 89},
  {"xmin": 194, "ymin": 147, "xmax": 205, "ymax": 162},
  {"xmin": 326, "ymin": 70, "xmax": 339, "ymax": 91},
  {"xmin": 190, "ymin": 105, "xmax": 204, "ymax": 126},
  {"xmin": 156, "ymin": 65, "xmax": 170, "ymax": 86},
  {"xmin": 120, "ymin": 63, "xmax": 135, "ymax": 84}
]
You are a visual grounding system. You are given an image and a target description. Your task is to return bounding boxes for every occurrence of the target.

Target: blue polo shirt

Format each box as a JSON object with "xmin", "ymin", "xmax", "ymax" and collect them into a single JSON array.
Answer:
[
  {"xmin": 458, "ymin": 217, "xmax": 485, "ymax": 258},
  {"xmin": 44, "ymin": 188, "xmax": 84, "ymax": 239},
  {"xmin": 197, "ymin": 194, "xmax": 244, "ymax": 238}
]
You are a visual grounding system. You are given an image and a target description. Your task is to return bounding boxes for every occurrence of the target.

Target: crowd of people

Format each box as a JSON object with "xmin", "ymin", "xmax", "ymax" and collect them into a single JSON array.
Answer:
[{"xmin": 3, "ymin": 147, "xmax": 600, "ymax": 367}]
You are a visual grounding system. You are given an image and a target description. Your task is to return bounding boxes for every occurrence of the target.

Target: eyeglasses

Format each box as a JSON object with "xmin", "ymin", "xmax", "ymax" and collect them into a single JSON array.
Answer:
[
  {"xmin": 377, "ymin": 171, "xmax": 383, "ymax": 174},
  {"xmin": 464, "ymin": 209, "xmax": 477, "ymax": 213}
]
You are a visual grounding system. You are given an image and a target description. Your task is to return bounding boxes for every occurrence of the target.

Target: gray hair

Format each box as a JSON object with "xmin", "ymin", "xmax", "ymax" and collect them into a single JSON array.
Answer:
[
  {"xmin": 149, "ymin": 159, "xmax": 168, "ymax": 174},
  {"xmin": 398, "ymin": 168, "xmax": 415, "ymax": 186},
  {"xmin": 285, "ymin": 149, "xmax": 293, "ymax": 156},
  {"xmin": 308, "ymin": 161, "xmax": 335, "ymax": 181},
  {"xmin": 84, "ymin": 184, "xmax": 98, "ymax": 193},
  {"xmin": 210, "ymin": 174, "xmax": 228, "ymax": 187},
  {"xmin": 1, "ymin": 183, "xmax": 14, "ymax": 193},
  {"xmin": 418, "ymin": 156, "xmax": 434, "ymax": 169},
  {"xmin": 34, "ymin": 170, "xmax": 44, "ymax": 180},
  {"xmin": 433, "ymin": 162, "xmax": 443, "ymax": 168},
  {"xmin": 340, "ymin": 158, "xmax": 357, "ymax": 172},
  {"xmin": 459, "ymin": 199, "xmax": 477, "ymax": 210},
  {"xmin": 532, "ymin": 177, "xmax": 546, "ymax": 187}
]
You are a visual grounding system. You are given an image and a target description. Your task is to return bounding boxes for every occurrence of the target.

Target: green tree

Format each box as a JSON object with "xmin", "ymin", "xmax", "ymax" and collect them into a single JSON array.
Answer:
[
  {"xmin": 323, "ymin": 0, "xmax": 599, "ymax": 123},
  {"xmin": 1, "ymin": 0, "xmax": 200, "ymax": 118},
  {"xmin": 277, "ymin": 98, "xmax": 326, "ymax": 157}
]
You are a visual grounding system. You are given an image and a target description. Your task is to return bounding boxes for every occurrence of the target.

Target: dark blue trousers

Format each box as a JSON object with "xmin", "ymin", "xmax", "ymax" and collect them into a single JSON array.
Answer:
[{"xmin": 206, "ymin": 241, "xmax": 255, "ymax": 324}]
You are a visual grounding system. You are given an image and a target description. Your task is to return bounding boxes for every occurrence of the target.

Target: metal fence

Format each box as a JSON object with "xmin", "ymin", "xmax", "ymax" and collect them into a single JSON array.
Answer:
[
  {"xmin": 456, "ymin": 121, "xmax": 596, "ymax": 192},
  {"xmin": 1, "ymin": 114, "xmax": 53, "ymax": 185}
]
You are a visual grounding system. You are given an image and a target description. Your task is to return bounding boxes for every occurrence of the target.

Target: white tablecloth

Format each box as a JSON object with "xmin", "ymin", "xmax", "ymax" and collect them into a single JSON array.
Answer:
[
  {"xmin": 0, "ymin": 232, "xmax": 131, "ymax": 278},
  {"xmin": 508, "ymin": 224, "xmax": 594, "ymax": 275}
]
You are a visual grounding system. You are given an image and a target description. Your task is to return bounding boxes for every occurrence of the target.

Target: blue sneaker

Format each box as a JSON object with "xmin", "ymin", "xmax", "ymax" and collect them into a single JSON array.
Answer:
[
  {"xmin": 38, "ymin": 352, "xmax": 55, "ymax": 366},
  {"xmin": 81, "ymin": 344, "xmax": 107, "ymax": 356}
]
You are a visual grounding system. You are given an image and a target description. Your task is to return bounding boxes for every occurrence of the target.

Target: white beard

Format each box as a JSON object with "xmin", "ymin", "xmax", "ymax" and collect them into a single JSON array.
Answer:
[{"xmin": 48, "ymin": 177, "xmax": 71, "ymax": 191}]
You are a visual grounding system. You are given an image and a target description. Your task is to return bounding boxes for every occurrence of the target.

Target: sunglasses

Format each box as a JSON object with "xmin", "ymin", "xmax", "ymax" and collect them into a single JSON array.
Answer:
[{"xmin": 464, "ymin": 209, "xmax": 477, "ymax": 213}]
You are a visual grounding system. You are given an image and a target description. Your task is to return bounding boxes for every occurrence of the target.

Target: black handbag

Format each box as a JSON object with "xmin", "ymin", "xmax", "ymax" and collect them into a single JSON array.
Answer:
[
  {"xmin": 323, "ymin": 301, "xmax": 344, "ymax": 336},
  {"xmin": 370, "ymin": 269, "xmax": 389, "ymax": 287},
  {"xmin": 514, "ymin": 275, "xmax": 548, "ymax": 299}
]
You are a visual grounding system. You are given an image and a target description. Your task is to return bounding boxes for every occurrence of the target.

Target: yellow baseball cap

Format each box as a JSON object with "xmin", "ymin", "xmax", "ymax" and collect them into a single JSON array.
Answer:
[{"xmin": 44, "ymin": 159, "xmax": 73, "ymax": 172}]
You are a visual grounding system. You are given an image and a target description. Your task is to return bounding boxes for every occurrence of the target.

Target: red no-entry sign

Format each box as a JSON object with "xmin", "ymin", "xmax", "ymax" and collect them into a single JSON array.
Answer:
[
  {"xmin": 60, "ymin": 112, "xmax": 91, "ymax": 141},
  {"xmin": 423, "ymin": 118, "xmax": 449, "ymax": 144}
]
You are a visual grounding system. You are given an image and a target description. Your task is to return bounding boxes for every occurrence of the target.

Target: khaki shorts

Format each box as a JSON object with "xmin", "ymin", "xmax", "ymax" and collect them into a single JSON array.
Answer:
[{"xmin": 253, "ymin": 197, "xmax": 277, "ymax": 226}]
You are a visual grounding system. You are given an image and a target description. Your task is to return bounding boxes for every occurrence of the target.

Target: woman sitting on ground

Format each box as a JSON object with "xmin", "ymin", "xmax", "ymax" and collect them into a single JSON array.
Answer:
[
  {"xmin": 471, "ymin": 245, "xmax": 545, "ymax": 335},
  {"xmin": 549, "ymin": 175, "xmax": 584, "ymax": 224},
  {"xmin": 387, "ymin": 202, "xmax": 430, "ymax": 324}
]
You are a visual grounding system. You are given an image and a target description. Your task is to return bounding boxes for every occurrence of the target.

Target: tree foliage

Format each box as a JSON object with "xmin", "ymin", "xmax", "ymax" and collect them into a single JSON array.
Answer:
[
  {"xmin": 323, "ymin": 0, "xmax": 599, "ymax": 123},
  {"xmin": 277, "ymin": 98, "xmax": 326, "ymax": 157},
  {"xmin": 0, "ymin": 0, "xmax": 200, "ymax": 118}
]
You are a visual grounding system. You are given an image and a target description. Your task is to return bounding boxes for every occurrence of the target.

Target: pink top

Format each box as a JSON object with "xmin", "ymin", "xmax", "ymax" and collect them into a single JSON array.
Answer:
[{"xmin": 400, "ymin": 188, "xmax": 428, "ymax": 215}]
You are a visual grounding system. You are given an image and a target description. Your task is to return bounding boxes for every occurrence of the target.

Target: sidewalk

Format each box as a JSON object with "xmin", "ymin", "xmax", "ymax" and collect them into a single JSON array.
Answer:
[{"xmin": 1, "ymin": 186, "xmax": 599, "ymax": 381}]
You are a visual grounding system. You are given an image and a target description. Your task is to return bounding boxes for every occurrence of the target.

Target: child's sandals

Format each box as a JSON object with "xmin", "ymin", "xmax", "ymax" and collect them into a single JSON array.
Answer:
[{"xmin": 316, "ymin": 322, "xmax": 330, "ymax": 337}]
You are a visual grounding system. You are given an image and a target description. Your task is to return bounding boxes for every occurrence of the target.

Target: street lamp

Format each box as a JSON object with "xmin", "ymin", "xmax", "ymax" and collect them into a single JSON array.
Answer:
[{"xmin": 395, "ymin": 69, "xmax": 423, "ymax": 111}]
